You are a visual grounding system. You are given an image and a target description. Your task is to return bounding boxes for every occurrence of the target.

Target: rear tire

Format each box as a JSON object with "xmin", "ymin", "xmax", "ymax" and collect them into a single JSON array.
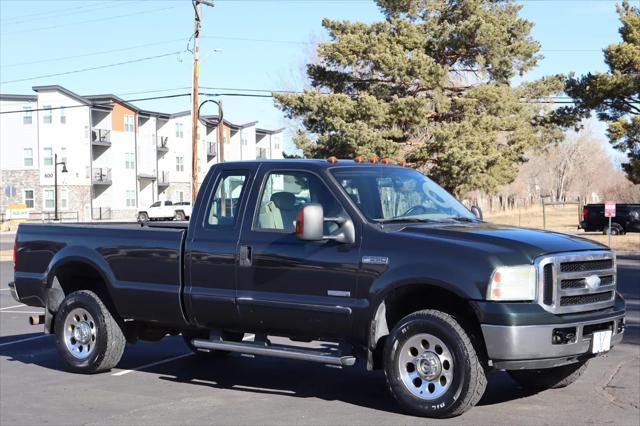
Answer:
[
  {"xmin": 137, "ymin": 212, "xmax": 149, "ymax": 222},
  {"xmin": 54, "ymin": 290, "xmax": 126, "ymax": 373},
  {"xmin": 383, "ymin": 309, "xmax": 487, "ymax": 418},
  {"xmin": 182, "ymin": 330, "xmax": 245, "ymax": 357},
  {"xmin": 508, "ymin": 360, "xmax": 589, "ymax": 391},
  {"xmin": 603, "ymin": 223, "xmax": 624, "ymax": 235},
  {"xmin": 175, "ymin": 211, "xmax": 186, "ymax": 221}
]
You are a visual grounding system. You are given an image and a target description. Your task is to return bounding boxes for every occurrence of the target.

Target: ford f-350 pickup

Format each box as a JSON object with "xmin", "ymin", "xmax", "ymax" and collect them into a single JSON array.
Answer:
[{"xmin": 10, "ymin": 159, "xmax": 625, "ymax": 418}]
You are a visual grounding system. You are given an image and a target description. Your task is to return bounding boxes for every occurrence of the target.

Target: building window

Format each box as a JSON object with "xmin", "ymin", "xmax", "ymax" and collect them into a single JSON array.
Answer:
[
  {"xmin": 60, "ymin": 107, "xmax": 66, "ymax": 124},
  {"xmin": 124, "ymin": 114, "xmax": 135, "ymax": 132},
  {"xmin": 44, "ymin": 189, "xmax": 54, "ymax": 210},
  {"xmin": 24, "ymin": 148, "xmax": 33, "ymax": 167},
  {"xmin": 43, "ymin": 147, "xmax": 53, "ymax": 166},
  {"xmin": 175, "ymin": 123, "xmax": 184, "ymax": 138},
  {"xmin": 176, "ymin": 156, "xmax": 184, "ymax": 172},
  {"xmin": 175, "ymin": 191, "xmax": 185, "ymax": 203},
  {"xmin": 60, "ymin": 188, "xmax": 68, "ymax": 210},
  {"xmin": 23, "ymin": 107, "xmax": 33, "ymax": 125},
  {"xmin": 125, "ymin": 190, "xmax": 136, "ymax": 207},
  {"xmin": 125, "ymin": 152, "xmax": 135, "ymax": 169},
  {"xmin": 43, "ymin": 105, "xmax": 52, "ymax": 124},
  {"xmin": 23, "ymin": 189, "xmax": 34, "ymax": 209},
  {"xmin": 241, "ymin": 130, "xmax": 248, "ymax": 146}
]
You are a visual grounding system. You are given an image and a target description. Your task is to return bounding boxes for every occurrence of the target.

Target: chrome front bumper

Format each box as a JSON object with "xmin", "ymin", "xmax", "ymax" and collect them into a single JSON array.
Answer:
[{"xmin": 482, "ymin": 313, "xmax": 625, "ymax": 370}]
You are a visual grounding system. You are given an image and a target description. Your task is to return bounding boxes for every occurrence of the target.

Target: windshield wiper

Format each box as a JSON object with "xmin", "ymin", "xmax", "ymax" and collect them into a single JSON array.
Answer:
[
  {"xmin": 377, "ymin": 217, "xmax": 438, "ymax": 224},
  {"xmin": 443, "ymin": 216, "xmax": 477, "ymax": 223}
]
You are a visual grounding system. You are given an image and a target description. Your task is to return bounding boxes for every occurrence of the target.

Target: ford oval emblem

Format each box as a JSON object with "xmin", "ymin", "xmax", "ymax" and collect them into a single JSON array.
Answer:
[{"xmin": 585, "ymin": 275, "xmax": 601, "ymax": 289}]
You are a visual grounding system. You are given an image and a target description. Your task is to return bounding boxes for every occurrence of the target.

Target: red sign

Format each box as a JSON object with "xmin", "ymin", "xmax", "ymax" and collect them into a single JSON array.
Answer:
[{"xmin": 605, "ymin": 201, "xmax": 616, "ymax": 218}]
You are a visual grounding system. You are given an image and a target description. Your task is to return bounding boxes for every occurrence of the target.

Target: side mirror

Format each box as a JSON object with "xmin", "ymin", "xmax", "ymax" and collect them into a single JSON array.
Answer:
[
  {"xmin": 295, "ymin": 203, "xmax": 324, "ymax": 241},
  {"xmin": 295, "ymin": 203, "xmax": 355, "ymax": 245},
  {"xmin": 471, "ymin": 205, "xmax": 483, "ymax": 220}
]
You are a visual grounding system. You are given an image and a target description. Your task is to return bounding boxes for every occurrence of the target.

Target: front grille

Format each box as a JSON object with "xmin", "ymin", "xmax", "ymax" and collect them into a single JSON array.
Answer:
[
  {"xmin": 560, "ymin": 291, "xmax": 614, "ymax": 306},
  {"xmin": 560, "ymin": 259, "xmax": 613, "ymax": 273},
  {"xmin": 537, "ymin": 251, "xmax": 616, "ymax": 314},
  {"xmin": 560, "ymin": 275, "xmax": 614, "ymax": 289}
]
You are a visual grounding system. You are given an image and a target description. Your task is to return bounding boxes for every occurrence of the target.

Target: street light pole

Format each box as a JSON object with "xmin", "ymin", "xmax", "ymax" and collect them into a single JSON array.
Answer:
[{"xmin": 54, "ymin": 153, "xmax": 68, "ymax": 221}]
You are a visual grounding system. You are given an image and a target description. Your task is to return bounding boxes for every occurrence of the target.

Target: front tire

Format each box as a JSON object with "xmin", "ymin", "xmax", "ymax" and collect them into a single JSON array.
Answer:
[
  {"xmin": 54, "ymin": 290, "xmax": 126, "ymax": 373},
  {"xmin": 383, "ymin": 309, "xmax": 487, "ymax": 418},
  {"xmin": 508, "ymin": 360, "xmax": 589, "ymax": 391}
]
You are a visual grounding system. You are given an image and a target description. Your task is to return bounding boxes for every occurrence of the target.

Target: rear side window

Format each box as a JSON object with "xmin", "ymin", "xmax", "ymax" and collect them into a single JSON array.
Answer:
[{"xmin": 206, "ymin": 172, "xmax": 249, "ymax": 226}]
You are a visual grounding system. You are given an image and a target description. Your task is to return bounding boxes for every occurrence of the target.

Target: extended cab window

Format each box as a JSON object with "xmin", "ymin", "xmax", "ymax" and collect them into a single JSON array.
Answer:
[
  {"xmin": 255, "ymin": 171, "xmax": 343, "ymax": 233},
  {"xmin": 207, "ymin": 172, "xmax": 248, "ymax": 226}
]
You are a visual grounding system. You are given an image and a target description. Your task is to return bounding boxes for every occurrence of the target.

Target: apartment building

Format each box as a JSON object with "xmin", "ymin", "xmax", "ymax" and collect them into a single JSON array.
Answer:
[{"xmin": 0, "ymin": 85, "xmax": 284, "ymax": 221}]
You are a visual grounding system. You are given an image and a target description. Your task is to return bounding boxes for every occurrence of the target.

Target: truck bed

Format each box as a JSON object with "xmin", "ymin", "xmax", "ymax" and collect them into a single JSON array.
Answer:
[{"xmin": 14, "ymin": 221, "xmax": 189, "ymax": 326}]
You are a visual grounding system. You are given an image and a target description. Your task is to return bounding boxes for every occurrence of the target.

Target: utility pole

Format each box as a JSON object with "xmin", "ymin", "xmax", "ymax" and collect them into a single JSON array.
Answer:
[{"xmin": 190, "ymin": 0, "xmax": 214, "ymax": 204}]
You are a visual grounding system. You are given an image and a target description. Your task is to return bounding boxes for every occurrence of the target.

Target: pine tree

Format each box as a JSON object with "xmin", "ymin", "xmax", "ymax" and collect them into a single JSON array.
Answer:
[
  {"xmin": 562, "ymin": 1, "xmax": 640, "ymax": 184},
  {"xmin": 275, "ymin": 0, "xmax": 564, "ymax": 194}
]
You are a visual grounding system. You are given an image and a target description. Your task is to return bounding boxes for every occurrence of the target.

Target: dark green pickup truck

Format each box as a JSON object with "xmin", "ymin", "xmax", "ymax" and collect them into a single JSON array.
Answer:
[{"xmin": 11, "ymin": 159, "xmax": 625, "ymax": 418}]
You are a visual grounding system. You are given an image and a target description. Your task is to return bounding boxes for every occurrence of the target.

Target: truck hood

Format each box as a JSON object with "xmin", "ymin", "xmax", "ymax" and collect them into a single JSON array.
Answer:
[{"xmin": 396, "ymin": 222, "xmax": 607, "ymax": 262}]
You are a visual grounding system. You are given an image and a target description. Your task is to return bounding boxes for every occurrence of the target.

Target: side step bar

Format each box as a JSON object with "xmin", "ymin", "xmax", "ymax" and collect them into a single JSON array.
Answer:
[{"xmin": 191, "ymin": 336, "xmax": 356, "ymax": 367}]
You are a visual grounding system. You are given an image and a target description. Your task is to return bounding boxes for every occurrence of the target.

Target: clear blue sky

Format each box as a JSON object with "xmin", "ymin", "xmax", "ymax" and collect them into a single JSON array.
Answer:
[{"xmin": 0, "ymin": 0, "xmax": 624, "ymax": 153}]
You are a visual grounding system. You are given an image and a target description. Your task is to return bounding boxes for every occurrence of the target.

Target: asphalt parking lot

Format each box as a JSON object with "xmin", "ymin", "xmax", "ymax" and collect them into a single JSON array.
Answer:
[{"xmin": 0, "ymin": 255, "xmax": 638, "ymax": 425}]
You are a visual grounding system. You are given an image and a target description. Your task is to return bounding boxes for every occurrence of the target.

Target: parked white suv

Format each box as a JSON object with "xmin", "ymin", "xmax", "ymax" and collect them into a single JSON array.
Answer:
[{"xmin": 137, "ymin": 201, "xmax": 192, "ymax": 222}]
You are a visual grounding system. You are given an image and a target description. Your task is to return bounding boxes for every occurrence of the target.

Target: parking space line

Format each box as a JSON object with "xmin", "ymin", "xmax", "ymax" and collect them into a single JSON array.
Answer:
[
  {"xmin": 0, "ymin": 310, "xmax": 44, "ymax": 314},
  {"xmin": 0, "ymin": 304, "xmax": 26, "ymax": 311},
  {"xmin": 0, "ymin": 288, "xmax": 12, "ymax": 292},
  {"xmin": 111, "ymin": 352, "xmax": 194, "ymax": 376},
  {"xmin": 111, "ymin": 334, "xmax": 256, "ymax": 377},
  {"xmin": 0, "ymin": 334, "xmax": 49, "ymax": 347}
]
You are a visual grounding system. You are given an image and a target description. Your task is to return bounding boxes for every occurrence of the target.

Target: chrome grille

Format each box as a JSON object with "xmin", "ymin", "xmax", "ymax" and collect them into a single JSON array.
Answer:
[{"xmin": 537, "ymin": 251, "xmax": 616, "ymax": 314}]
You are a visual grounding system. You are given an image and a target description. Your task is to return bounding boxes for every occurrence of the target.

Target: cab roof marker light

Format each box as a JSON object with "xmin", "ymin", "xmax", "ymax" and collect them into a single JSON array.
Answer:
[
  {"xmin": 326, "ymin": 156, "xmax": 337, "ymax": 164},
  {"xmin": 369, "ymin": 155, "xmax": 378, "ymax": 164},
  {"xmin": 354, "ymin": 155, "xmax": 365, "ymax": 163},
  {"xmin": 381, "ymin": 157, "xmax": 391, "ymax": 164}
]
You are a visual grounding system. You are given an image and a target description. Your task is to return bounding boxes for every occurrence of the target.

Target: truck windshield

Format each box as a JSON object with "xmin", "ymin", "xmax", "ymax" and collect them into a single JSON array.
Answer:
[{"xmin": 331, "ymin": 167, "xmax": 476, "ymax": 223}]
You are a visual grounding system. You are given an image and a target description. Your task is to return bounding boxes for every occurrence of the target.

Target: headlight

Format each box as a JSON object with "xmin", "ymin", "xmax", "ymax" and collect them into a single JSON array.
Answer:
[{"xmin": 487, "ymin": 265, "xmax": 536, "ymax": 301}]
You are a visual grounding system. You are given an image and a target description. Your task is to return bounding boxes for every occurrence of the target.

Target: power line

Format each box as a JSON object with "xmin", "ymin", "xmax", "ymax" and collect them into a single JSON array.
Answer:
[
  {"xmin": 1, "ymin": 4, "xmax": 183, "ymax": 36},
  {"xmin": 0, "ymin": 51, "xmax": 184, "ymax": 84},
  {"xmin": 1, "ymin": 1, "xmax": 133, "ymax": 26},
  {"xmin": 0, "ymin": 1, "xmax": 111, "ymax": 24},
  {"xmin": 1, "ymin": 38, "xmax": 187, "ymax": 69}
]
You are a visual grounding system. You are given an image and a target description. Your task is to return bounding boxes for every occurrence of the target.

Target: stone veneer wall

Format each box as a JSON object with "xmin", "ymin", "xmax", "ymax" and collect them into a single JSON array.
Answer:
[{"xmin": 1, "ymin": 170, "xmax": 41, "ymax": 212}]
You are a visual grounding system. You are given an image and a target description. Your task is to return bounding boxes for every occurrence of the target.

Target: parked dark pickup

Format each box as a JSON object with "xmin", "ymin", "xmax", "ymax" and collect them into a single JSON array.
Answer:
[
  {"xmin": 11, "ymin": 160, "xmax": 625, "ymax": 418},
  {"xmin": 580, "ymin": 203, "xmax": 640, "ymax": 235}
]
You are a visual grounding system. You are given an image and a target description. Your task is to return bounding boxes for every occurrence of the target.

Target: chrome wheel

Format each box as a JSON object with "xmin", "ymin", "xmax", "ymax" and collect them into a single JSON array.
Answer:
[
  {"xmin": 397, "ymin": 333, "xmax": 454, "ymax": 400},
  {"xmin": 63, "ymin": 308, "xmax": 97, "ymax": 360}
]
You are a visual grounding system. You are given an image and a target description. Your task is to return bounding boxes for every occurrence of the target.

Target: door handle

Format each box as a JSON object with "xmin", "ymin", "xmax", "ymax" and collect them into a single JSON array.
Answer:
[{"xmin": 239, "ymin": 245, "xmax": 252, "ymax": 267}]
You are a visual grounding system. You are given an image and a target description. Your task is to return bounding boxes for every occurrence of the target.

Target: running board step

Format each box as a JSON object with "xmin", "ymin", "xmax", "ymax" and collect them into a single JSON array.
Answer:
[{"xmin": 191, "ymin": 337, "xmax": 356, "ymax": 366}]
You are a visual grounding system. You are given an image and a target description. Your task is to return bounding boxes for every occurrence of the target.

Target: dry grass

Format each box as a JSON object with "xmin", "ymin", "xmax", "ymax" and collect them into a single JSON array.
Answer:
[{"xmin": 485, "ymin": 206, "xmax": 640, "ymax": 252}]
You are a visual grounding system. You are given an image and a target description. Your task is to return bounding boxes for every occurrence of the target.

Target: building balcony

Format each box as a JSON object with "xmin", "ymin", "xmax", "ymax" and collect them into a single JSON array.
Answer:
[
  {"xmin": 158, "ymin": 171, "xmax": 170, "ymax": 186},
  {"xmin": 138, "ymin": 170, "xmax": 157, "ymax": 180},
  {"xmin": 157, "ymin": 136, "xmax": 169, "ymax": 153},
  {"xmin": 92, "ymin": 167, "xmax": 112, "ymax": 185},
  {"xmin": 91, "ymin": 129, "xmax": 111, "ymax": 146},
  {"xmin": 207, "ymin": 141, "xmax": 217, "ymax": 159}
]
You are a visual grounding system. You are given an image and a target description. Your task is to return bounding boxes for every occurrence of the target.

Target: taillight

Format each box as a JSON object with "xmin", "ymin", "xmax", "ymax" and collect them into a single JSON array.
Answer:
[{"xmin": 583, "ymin": 207, "xmax": 589, "ymax": 220}]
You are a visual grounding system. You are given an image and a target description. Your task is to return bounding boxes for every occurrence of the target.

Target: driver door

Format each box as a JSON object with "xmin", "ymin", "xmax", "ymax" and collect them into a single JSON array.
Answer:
[{"xmin": 236, "ymin": 168, "xmax": 361, "ymax": 338}]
